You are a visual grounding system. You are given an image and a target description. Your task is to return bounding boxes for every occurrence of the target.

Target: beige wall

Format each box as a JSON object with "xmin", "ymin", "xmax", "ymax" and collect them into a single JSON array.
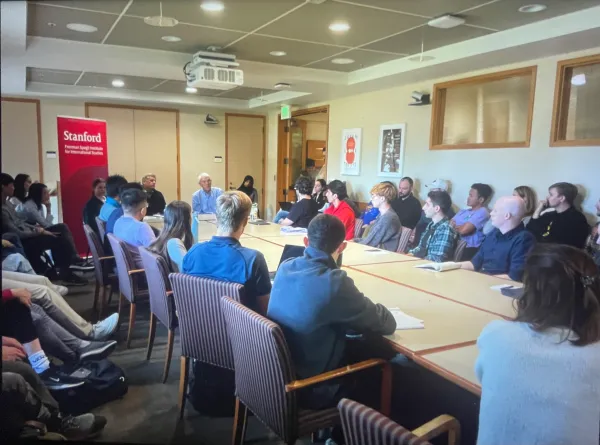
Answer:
[
  {"xmin": 306, "ymin": 122, "xmax": 327, "ymax": 141},
  {"xmin": 265, "ymin": 47, "xmax": 600, "ymax": 220}
]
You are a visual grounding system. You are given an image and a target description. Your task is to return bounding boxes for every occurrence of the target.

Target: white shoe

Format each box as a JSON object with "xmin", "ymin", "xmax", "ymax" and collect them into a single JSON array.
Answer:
[
  {"xmin": 54, "ymin": 285, "xmax": 69, "ymax": 296},
  {"xmin": 90, "ymin": 313, "xmax": 119, "ymax": 340}
]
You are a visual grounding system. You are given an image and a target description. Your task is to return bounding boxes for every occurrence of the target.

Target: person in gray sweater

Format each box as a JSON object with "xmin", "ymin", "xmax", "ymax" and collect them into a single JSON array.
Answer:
[
  {"xmin": 475, "ymin": 243, "xmax": 600, "ymax": 445},
  {"xmin": 357, "ymin": 182, "xmax": 401, "ymax": 251}
]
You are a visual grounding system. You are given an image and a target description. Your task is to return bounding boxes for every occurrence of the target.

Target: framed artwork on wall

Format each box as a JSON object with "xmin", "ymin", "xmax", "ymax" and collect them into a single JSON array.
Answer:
[
  {"xmin": 377, "ymin": 124, "xmax": 406, "ymax": 177},
  {"xmin": 341, "ymin": 128, "xmax": 362, "ymax": 176}
]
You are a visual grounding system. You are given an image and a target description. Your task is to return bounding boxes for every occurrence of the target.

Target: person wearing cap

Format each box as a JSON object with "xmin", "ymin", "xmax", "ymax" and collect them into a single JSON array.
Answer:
[
  {"xmin": 451, "ymin": 183, "xmax": 493, "ymax": 261},
  {"xmin": 324, "ymin": 180, "xmax": 356, "ymax": 240},
  {"xmin": 411, "ymin": 179, "xmax": 455, "ymax": 248},
  {"xmin": 390, "ymin": 176, "xmax": 422, "ymax": 230}
]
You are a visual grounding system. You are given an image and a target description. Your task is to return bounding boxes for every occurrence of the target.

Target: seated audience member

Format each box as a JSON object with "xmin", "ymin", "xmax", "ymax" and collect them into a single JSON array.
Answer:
[
  {"xmin": 142, "ymin": 174, "xmax": 166, "ymax": 216},
  {"xmin": 268, "ymin": 214, "xmax": 396, "ymax": 410},
  {"xmin": 409, "ymin": 191, "xmax": 458, "ymax": 262},
  {"xmin": 106, "ymin": 182, "xmax": 144, "ymax": 236},
  {"xmin": 527, "ymin": 182, "xmax": 590, "ymax": 249},
  {"xmin": 324, "ymin": 180, "xmax": 356, "ymax": 240},
  {"xmin": 390, "ymin": 177, "xmax": 422, "ymax": 230},
  {"xmin": 585, "ymin": 198, "xmax": 600, "ymax": 267},
  {"xmin": 475, "ymin": 244, "xmax": 600, "ymax": 445},
  {"xmin": 359, "ymin": 182, "xmax": 394, "ymax": 226},
  {"xmin": 182, "ymin": 191, "xmax": 271, "ymax": 314},
  {"xmin": 82, "ymin": 178, "xmax": 106, "ymax": 236},
  {"xmin": 17, "ymin": 183, "xmax": 56, "ymax": 228},
  {"xmin": 9, "ymin": 173, "xmax": 32, "ymax": 207},
  {"xmin": 237, "ymin": 175, "xmax": 258, "ymax": 204},
  {"xmin": 1, "ymin": 362, "xmax": 107, "ymax": 440},
  {"xmin": 113, "ymin": 188, "xmax": 156, "ymax": 267},
  {"xmin": 278, "ymin": 176, "xmax": 318, "ymax": 228},
  {"xmin": 192, "ymin": 172, "xmax": 223, "ymax": 214},
  {"xmin": 412, "ymin": 179, "xmax": 454, "ymax": 246},
  {"xmin": 2, "ymin": 269, "xmax": 118, "ymax": 341},
  {"xmin": 312, "ymin": 179, "xmax": 327, "ymax": 210},
  {"xmin": 513, "ymin": 185, "xmax": 537, "ymax": 226},
  {"xmin": 1, "ymin": 174, "xmax": 88, "ymax": 285},
  {"xmin": 99, "ymin": 174, "xmax": 127, "ymax": 222},
  {"xmin": 148, "ymin": 201, "xmax": 194, "ymax": 272},
  {"xmin": 459, "ymin": 196, "xmax": 536, "ymax": 281},
  {"xmin": 357, "ymin": 182, "xmax": 401, "ymax": 251},
  {"xmin": 451, "ymin": 183, "xmax": 492, "ymax": 261}
]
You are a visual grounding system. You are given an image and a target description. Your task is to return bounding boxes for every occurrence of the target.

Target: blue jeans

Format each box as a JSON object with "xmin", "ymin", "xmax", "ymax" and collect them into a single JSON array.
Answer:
[{"xmin": 274, "ymin": 210, "xmax": 289, "ymax": 224}]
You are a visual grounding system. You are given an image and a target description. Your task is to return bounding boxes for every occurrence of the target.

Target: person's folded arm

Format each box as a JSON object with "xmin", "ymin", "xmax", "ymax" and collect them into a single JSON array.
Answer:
[
  {"xmin": 454, "ymin": 221, "xmax": 476, "ymax": 235},
  {"xmin": 279, "ymin": 218, "xmax": 294, "ymax": 227}
]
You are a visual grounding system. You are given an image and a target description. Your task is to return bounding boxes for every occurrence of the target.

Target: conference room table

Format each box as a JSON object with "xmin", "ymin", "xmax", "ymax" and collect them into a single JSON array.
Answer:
[{"xmin": 190, "ymin": 220, "xmax": 515, "ymax": 395}]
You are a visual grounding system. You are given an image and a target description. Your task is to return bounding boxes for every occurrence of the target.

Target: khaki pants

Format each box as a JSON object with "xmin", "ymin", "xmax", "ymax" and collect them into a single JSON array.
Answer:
[{"xmin": 1, "ymin": 270, "xmax": 92, "ymax": 337}]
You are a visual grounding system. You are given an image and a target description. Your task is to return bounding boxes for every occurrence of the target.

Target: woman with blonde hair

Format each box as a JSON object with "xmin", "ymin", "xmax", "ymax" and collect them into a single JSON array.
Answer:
[
  {"xmin": 356, "ymin": 182, "xmax": 401, "ymax": 251},
  {"xmin": 513, "ymin": 185, "xmax": 537, "ymax": 224},
  {"xmin": 148, "ymin": 201, "xmax": 194, "ymax": 272}
]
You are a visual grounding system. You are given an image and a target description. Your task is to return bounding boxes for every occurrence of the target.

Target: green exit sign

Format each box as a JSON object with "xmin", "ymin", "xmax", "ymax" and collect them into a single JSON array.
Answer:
[{"xmin": 281, "ymin": 105, "xmax": 291, "ymax": 120}]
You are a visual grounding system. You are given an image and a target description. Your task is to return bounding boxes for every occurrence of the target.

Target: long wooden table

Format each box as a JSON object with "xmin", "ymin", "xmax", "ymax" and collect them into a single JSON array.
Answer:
[{"xmin": 188, "ymin": 219, "xmax": 507, "ymax": 395}]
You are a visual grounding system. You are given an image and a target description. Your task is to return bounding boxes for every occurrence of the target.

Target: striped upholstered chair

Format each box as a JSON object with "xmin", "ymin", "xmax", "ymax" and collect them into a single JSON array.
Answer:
[
  {"xmin": 220, "ymin": 296, "xmax": 392, "ymax": 445},
  {"xmin": 168, "ymin": 273, "xmax": 244, "ymax": 420},
  {"xmin": 338, "ymin": 398, "xmax": 460, "ymax": 445},
  {"xmin": 95, "ymin": 216, "xmax": 106, "ymax": 243},
  {"xmin": 83, "ymin": 224, "xmax": 117, "ymax": 316},
  {"xmin": 139, "ymin": 247, "xmax": 178, "ymax": 384},
  {"xmin": 107, "ymin": 234, "xmax": 149, "ymax": 349},
  {"xmin": 396, "ymin": 227, "xmax": 415, "ymax": 254},
  {"xmin": 354, "ymin": 218, "xmax": 365, "ymax": 238},
  {"xmin": 453, "ymin": 239, "xmax": 468, "ymax": 262}
]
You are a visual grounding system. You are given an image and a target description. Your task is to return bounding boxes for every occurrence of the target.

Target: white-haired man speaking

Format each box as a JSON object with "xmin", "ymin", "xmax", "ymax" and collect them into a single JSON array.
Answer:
[{"xmin": 192, "ymin": 173, "xmax": 223, "ymax": 214}]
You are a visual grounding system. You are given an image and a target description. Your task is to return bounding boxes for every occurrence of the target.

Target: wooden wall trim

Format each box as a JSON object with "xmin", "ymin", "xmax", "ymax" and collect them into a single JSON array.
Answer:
[{"xmin": 1, "ymin": 97, "xmax": 44, "ymax": 182}]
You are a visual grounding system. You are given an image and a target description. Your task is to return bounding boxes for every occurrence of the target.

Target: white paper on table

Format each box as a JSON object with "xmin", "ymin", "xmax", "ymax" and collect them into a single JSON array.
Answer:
[
  {"xmin": 415, "ymin": 261, "xmax": 460, "ymax": 272},
  {"xmin": 388, "ymin": 307, "xmax": 425, "ymax": 330},
  {"xmin": 280, "ymin": 227, "xmax": 307, "ymax": 235}
]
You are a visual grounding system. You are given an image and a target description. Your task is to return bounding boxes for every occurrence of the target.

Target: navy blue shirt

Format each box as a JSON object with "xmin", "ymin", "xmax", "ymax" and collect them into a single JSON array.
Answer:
[
  {"xmin": 267, "ymin": 246, "xmax": 396, "ymax": 381},
  {"xmin": 182, "ymin": 236, "xmax": 271, "ymax": 311},
  {"xmin": 471, "ymin": 223, "xmax": 536, "ymax": 282}
]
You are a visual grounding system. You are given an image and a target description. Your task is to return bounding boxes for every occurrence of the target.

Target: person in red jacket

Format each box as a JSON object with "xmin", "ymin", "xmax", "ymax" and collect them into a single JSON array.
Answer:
[{"xmin": 324, "ymin": 180, "xmax": 356, "ymax": 240}]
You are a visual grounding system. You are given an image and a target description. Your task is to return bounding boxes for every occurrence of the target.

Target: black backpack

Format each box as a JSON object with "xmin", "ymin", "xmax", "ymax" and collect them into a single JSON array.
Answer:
[{"xmin": 50, "ymin": 359, "xmax": 128, "ymax": 415}]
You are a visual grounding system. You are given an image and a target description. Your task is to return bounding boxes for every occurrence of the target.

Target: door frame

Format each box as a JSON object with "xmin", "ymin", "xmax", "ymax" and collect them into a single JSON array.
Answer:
[
  {"xmin": 85, "ymin": 102, "xmax": 181, "ymax": 199},
  {"xmin": 276, "ymin": 104, "xmax": 330, "ymax": 206},
  {"xmin": 224, "ymin": 113, "xmax": 267, "ymax": 217}
]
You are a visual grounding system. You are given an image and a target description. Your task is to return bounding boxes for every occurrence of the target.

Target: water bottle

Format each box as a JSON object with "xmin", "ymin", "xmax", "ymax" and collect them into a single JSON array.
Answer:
[
  {"xmin": 192, "ymin": 211, "xmax": 199, "ymax": 243},
  {"xmin": 250, "ymin": 203, "xmax": 258, "ymax": 222}
]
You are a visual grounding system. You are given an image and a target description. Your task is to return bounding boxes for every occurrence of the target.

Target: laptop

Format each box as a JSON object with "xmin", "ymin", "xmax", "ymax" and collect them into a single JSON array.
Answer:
[
  {"xmin": 278, "ymin": 201, "xmax": 293, "ymax": 212},
  {"xmin": 269, "ymin": 245, "xmax": 343, "ymax": 282}
]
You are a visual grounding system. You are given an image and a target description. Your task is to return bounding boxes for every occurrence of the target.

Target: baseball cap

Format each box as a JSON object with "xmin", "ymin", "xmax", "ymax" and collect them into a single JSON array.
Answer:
[{"xmin": 425, "ymin": 179, "xmax": 449, "ymax": 192}]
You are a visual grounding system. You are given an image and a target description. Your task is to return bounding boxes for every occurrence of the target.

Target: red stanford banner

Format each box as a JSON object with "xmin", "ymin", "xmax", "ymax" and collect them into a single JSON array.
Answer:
[{"xmin": 57, "ymin": 116, "xmax": 108, "ymax": 255}]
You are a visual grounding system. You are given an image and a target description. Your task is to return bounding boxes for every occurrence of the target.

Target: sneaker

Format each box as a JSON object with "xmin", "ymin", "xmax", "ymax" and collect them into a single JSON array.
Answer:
[
  {"xmin": 54, "ymin": 285, "xmax": 69, "ymax": 296},
  {"xmin": 69, "ymin": 260, "xmax": 94, "ymax": 272},
  {"xmin": 79, "ymin": 340, "xmax": 117, "ymax": 361},
  {"xmin": 90, "ymin": 313, "xmax": 119, "ymax": 340},
  {"xmin": 59, "ymin": 414, "xmax": 107, "ymax": 440},
  {"xmin": 61, "ymin": 274, "xmax": 88, "ymax": 287},
  {"xmin": 39, "ymin": 365, "xmax": 86, "ymax": 391}
]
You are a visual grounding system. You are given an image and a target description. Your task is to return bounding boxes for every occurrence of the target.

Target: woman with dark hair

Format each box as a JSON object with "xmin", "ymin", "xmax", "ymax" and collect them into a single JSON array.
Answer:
[
  {"xmin": 237, "ymin": 175, "xmax": 258, "ymax": 204},
  {"xmin": 148, "ymin": 201, "xmax": 194, "ymax": 272},
  {"xmin": 476, "ymin": 244, "xmax": 600, "ymax": 445},
  {"xmin": 10, "ymin": 173, "xmax": 32, "ymax": 207},
  {"xmin": 312, "ymin": 179, "xmax": 327, "ymax": 210},
  {"xmin": 17, "ymin": 183, "xmax": 53, "ymax": 228},
  {"xmin": 82, "ymin": 178, "xmax": 106, "ymax": 236},
  {"xmin": 279, "ymin": 176, "xmax": 318, "ymax": 228}
]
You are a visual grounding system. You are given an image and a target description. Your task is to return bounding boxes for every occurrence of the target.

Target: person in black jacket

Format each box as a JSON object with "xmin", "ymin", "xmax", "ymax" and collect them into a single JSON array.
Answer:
[
  {"xmin": 82, "ymin": 178, "xmax": 105, "ymax": 236},
  {"xmin": 390, "ymin": 177, "xmax": 422, "ymax": 230},
  {"xmin": 312, "ymin": 179, "xmax": 327, "ymax": 210},
  {"xmin": 141, "ymin": 174, "xmax": 166, "ymax": 216},
  {"xmin": 527, "ymin": 182, "xmax": 589, "ymax": 249}
]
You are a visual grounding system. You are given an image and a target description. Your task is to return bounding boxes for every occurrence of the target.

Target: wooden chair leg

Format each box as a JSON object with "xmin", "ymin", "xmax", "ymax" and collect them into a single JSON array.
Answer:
[
  {"xmin": 146, "ymin": 314, "xmax": 157, "ymax": 361},
  {"xmin": 92, "ymin": 282, "xmax": 100, "ymax": 313},
  {"xmin": 178, "ymin": 356, "xmax": 190, "ymax": 420},
  {"xmin": 380, "ymin": 363, "xmax": 392, "ymax": 417},
  {"xmin": 162, "ymin": 328, "xmax": 175, "ymax": 383},
  {"xmin": 126, "ymin": 302, "xmax": 136, "ymax": 349},
  {"xmin": 231, "ymin": 397, "xmax": 248, "ymax": 445}
]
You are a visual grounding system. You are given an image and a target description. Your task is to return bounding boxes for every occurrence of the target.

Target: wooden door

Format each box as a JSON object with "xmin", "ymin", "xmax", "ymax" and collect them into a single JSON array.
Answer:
[
  {"xmin": 226, "ymin": 114, "xmax": 265, "ymax": 215},
  {"xmin": 132, "ymin": 109, "xmax": 179, "ymax": 202}
]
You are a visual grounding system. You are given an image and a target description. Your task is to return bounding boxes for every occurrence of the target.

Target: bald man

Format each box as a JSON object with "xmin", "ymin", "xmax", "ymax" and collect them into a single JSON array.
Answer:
[{"xmin": 459, "ymin": 196, "xmax": 536, "ymax": 281}]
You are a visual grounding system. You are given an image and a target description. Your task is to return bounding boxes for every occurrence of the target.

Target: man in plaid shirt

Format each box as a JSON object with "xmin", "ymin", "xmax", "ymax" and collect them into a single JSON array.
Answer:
[{"xmin": 409, "ymin": 191, "xmax": 458, "ymax": 262}]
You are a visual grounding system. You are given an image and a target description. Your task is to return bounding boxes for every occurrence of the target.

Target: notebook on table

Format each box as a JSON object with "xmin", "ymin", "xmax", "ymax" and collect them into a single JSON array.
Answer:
[{"xmin": 415, "ymin": 262, "xmax": 461, "ymax": 272}]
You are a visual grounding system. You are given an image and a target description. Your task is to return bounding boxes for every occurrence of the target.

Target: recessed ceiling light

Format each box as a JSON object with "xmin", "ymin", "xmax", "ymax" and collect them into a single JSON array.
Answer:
[
  {"xmin": 161, "ymin": 35, "xmax": 181, "ymax": 42},
  {"xmin": 328, "ymin": 21, "xmax": 350, "ymax": 32},
  {"xmin": 270, "ymin": 51, "xmax": 287, "ymax": 57},
  {"xmin": 274, "ymin": 82, "xmax": 291, "ymax": 89},
  {"xmin": 66, "ymin": 23, "xmax": 98, "ymax": 33},
  {"xmin": 201, "ymin": 1, "xmax": 224, "ymax": 12},
  {"xmin": 47, "ymin": 22, "xmax": 56, "ymax": 27},
  {"xmin": 331, "ymin": 58, "xmax": 354, "ymax": 65},
  {"xmin": 186, "ymin": 87, "xmax": 198, "ymax": 93},
  {"xmin": 144, "ymin": 16, "xmax": 179, "ymax": 27},
  {"xmin": 571, "ymin": 74, "xmax": 586, "ymax": 86},
  {"xmin": 408, "ymin": 55, "xmax": 436, "ymax": 62},
  {"xmin": 518, "ymin": 4, "xmax": 547, "ymax": 13},
  {"xmin": 112, "ymin": 79, "xmax": 125, "ymax": 88}
]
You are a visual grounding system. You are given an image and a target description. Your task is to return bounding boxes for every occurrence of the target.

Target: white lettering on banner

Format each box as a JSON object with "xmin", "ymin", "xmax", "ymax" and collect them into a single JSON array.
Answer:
[{"xmin": 63, "ymin": 130, "xmax": 102, "ymax": 143}]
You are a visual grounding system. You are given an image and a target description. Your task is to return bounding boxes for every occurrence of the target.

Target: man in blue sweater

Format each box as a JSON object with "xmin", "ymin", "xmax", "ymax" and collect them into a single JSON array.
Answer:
[{"xmin": 268, "ymin": 214, "xmax": 396, "ymax": 410}]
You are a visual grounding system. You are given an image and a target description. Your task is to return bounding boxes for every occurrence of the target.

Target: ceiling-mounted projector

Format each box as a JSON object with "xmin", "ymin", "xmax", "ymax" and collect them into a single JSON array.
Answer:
[{"xmin": 185, "ymin": 50, "xmax": 244, "ymax": 91}]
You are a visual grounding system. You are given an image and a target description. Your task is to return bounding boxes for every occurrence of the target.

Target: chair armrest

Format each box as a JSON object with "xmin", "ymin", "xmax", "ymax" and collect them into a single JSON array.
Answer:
[
  {"xmin": 128, "ymin": 269, "xmax": 145, "ymax": 275},
  {"xmin": 285, "ymin": 358, "xmax": 386, "ymax": 393},
  {"xmin": 99, "ymin": 256, "xmax": 114, "ymax": 261},
  {"xmin": 412, "ymin": 415, "xmax": 460, "ymax": 445}
]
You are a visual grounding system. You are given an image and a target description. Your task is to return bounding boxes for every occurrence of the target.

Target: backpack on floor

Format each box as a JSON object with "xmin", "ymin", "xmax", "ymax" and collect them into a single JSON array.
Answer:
[{"xmin": 50, "ymin": 359, "xmax": 128, "ymax": 415}]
